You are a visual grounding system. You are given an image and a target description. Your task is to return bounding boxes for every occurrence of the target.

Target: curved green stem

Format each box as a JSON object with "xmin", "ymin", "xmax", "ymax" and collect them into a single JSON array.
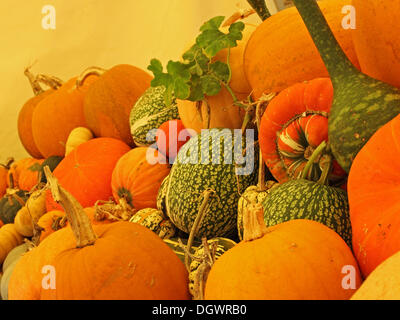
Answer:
[
  {"xmin": 316, "ymin": 154, "xmax": 333, "ymax": 185},
  {"xmin": 301, "ymin": 140, "xmax": 327, "ymax": 180},
  {"xmin": 246, "ymin": 0, "xmax": 271, "ymax": 21}
]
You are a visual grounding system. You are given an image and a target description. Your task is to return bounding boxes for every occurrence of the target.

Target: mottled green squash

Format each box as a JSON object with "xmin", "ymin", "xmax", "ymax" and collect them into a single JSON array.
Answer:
[
  {"xmin": 130, "ymin": 86, "xmax": 180, "ymax": 146},
  {"xmin": 160, "ymin": 128, "xmax": 258, "ymax": 239},
  {"xmin": 129, "ymin": 208, "xmax": 176, "ymax": 239},
  {"xmin": 0, "ymin": 190, "xmax": 30, "ymax": 224}
]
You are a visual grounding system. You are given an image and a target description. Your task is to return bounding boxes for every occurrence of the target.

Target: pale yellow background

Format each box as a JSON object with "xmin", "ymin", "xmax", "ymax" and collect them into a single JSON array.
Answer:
[{"xmin": 0, "ymin": 0, "xmax": 279, "ymax": 162}]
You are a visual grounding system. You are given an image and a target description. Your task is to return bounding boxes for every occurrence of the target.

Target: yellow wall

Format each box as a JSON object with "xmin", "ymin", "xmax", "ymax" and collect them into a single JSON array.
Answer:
[{"xmin": 0, "ymin": 0, "xmax": 278, "ymax": 162}]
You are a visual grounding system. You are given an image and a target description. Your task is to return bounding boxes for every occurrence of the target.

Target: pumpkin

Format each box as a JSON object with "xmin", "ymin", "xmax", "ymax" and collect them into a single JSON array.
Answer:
[
  {"xmin": 83, "ymin": 64, "xmax": 152, "ymax": 146},
  {"xmin": 1, "ymin": 243, "xmax": 30, "ymax": 300},
  {"xmin": 46, "ymin": 137, "xmax": 131, "ymax": 212},
  {"xmin": 258, "ymin": 77, "xmax": 346, "ymax": 185},
  {"xmin": 0, "ymin": 159, "xmax": 14, "ymax": 198},
  {"xmin": 18, "ymin": 68, "xmax": 63, "ymax": 159},
  {"xmin": 348, "ymin": 113, "xmax": 400, "ymax": 277},
  {"xmin": 177, "ymin": 23, "xmax": 256, "ymax": 134},
  {"xmin": 351, "ymin": 250, "xmax": 400, "ymax": 300},
  {"xmin": 158, "ymin": 128, "xmax": 258, "ymax": 239},
  {"xmin": 129, "ymin": 208, "xmax": 176, "ymax": 239},
  {"xmin": 292, "ymin": 0, "xmax": 400, "ymax": 173},
  {"xmin": 130, "ymin": 86, "xmax": 180, "ymax": 147},
  {"xmin": 7, "ymin": 157, "xmax": 43, "ymax": 190},
  {"xmin": 244, "ymin": 0, "xmax": 360, "ymax": 99},
  {"xmin": 31, "ymin": 73, "xmax": 99, "ymax": 158},
  {"xmin": 14, "ymin": 189, "xmax": 47, "ymax": 237},
  {"xmin": 351, "ymin": 0, "xmax": 400, "ymax": 88},
  {"xmin": 36, "ymin": 210, "xmax": 66, "ymax": 242},
  {"xmin": 0, "ymin": 224, "xmax": 24, "ymax": 265},
  {"xmin": 156, "ymin": 119, "xmax": 192, "ymax": 161},
  {"xmin": 65, "ymin": 127, "xmax": 94, "ymax": 155},
  {"xmin": 8, "ymin": 167, "xmax": 190, "ymax": 300},
  {"xmin": 111, "ymin": 147, "xmax": 170, "ymax": 211},
  {"xmin": 204, "ymin": 203, "xmax": 362, "ymax": 300},
  {"xmin": 0, "ymin": 190, "xmax": 30, "ymax": 224}
]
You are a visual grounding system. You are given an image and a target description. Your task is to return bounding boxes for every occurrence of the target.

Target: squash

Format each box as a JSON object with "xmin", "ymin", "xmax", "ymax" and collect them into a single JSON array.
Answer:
[
  {"xmin": 177, "ymin": 23, "xmax": 256, "ymax": 134},
  {"xmin": 38, "ymin": 156, "xmax": 63, "ymax": 184},
  {"xmin": 351, "ymin": 250, "xmax": 400, "ymax": 300},
  {"xmin": 158, "ymin": 128, "xmax": 258, "ymax": 239},
  {"xmin": 129, "ymin": 208, "xmax": 176, "ymax": 239},
  {"xmin": 0, "ymin": 190, "xmax": 30, "ymax": 224},
  {"xmin": 111, "ymin": 147, "xmax": 170, "ymax": 211},
  {"xmin": 156, "ymin": 119, "xmax": 192, "ymax": 162},
  {"xmin": 36, "ymin": 210, "xmax": 66, "ymax": 242},
  {"xmin": 1, "ymin": 243, "xmax": 30, "ymax": 300},
  {"xmin": 0, "ymin": 224, "xmax": 24, "ymax": 265},
  {"xmin": 351, "ymin": 0, "xmax": 400, "ymax": 88},
  {"xmin": 258, "ymin": 77, "xmax": 346, "ymax": 185},
  {"xmin": 82, "ymin": 65, "xmax": 152, "ymax": 146},
  {"xmin": 244, "ymin": 0, "xmax": 360, "ymax": 99},
  {"xmin": 46, "ymin": 137, "xmax": 131, "ymax": 212},
  {"xmin": 31, "ymin": 73, "xmax": 99, "ymax": 158},
  {"xmin": 348, "ymin": 113, "xmax": 400, "ymax": 277},
  {"xmin": 14, "ymin": 189, "xmax": 47, "ymax": 237},
  {"xmin": 18, "ymin": 68, "xmax": 63, "ymax": 159},
  {"xmin": 130, "ymin": 86, "xmax": 180, "ymax": 147},
  {"xmin": 291, "ymin": 0, "xmax": 400, "ymax": 173},
  {"xmin": 65, "ymin": 127, "xmax": 94, "ymax": 155},
  {"xmin": 7, "ymin": 157, "xmax": 43, "ymax": 190},
  {"xmin": 0, "ymin": 159, "xmax": 14, "ymax": 198},
  {"xmin": 8, "ymin": 168, "xmax": 190, "ymax": 300},
  {"xmin": 204, "ymin": 203, "xmax": 362, "ymax": 300}
]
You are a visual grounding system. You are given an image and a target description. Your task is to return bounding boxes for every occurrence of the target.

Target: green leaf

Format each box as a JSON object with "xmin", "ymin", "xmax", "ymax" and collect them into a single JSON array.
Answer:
[
  {"xmin": 201, "ymin": 75, "xmax": 221, "ymax": 96},
  {"xmin": 199, "ymin": 16, "xmax": 225, "ymax": 32},
  {"xmin": 188, "ymin": 75, "xmax": 204, "ymax": 101},
  {"xmin": 174, "ymin": 78, "xmax": 190, "ymax": 100},
  {"xmin": 210, "ymin": 61, "xmax": 230, "ymax": 83},
  {"xmin": 147, "ymin": 58, "xmax": 163, "ymax": 75}
]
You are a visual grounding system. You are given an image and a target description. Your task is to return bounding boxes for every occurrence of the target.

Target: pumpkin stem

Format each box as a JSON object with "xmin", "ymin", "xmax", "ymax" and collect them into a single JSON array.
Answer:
[
  {"xmin": 76, "ymin": 66, "xmax": 107, "ymax": 88},
  {"xmin": 246, "ymin": 0, "xmax": 271, "ymax": 21},
  {"xmin": 44, "ymin": 166, "xmax": 97, "ymax": 247},
  {"xmin": 94, "ymin": 198, "xmax": 136, "ymax": 222},
  {"xmin": 184, "ymin": 189, "xmax": 215, "ymax": 271},
  {"xmin": 300, "ymin": 140, "xmax": 327, "ymax": 180},
  {"xmin": 316, "ymin": 154, "xmax": 333, "ymax": 186},
  {"xmin": 243, "ymin": 202, "xmax": 268, "ymax": 241},
  {"xmin": 51, "ymin": 215, "xmax": 68, "ymax": 231},
  {"xmin": 24, "ymin": 66, "xmax": 63, "ymax": 96},
  {"xmin": 222, "ymin": 8, "xmax": 256, "ymax": 27},
  {"xmin": 0, "ymin": 157, "xmax": 15, "ymax": 170}
]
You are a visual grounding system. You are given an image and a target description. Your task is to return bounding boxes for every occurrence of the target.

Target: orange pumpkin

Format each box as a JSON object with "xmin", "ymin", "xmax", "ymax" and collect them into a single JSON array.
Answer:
[
  {"xmin": 36, "ymin": 210, "xmax": 66, "ymax": 242},
  {"xmin": 9, "ymin": 168, "xmax": 190, "ymax": 300},
  {"xmin": 348, "ymin": 113, "xmax": 400, "ymax": 277},
  {"xmin": 177, "ymin": 23, "xmax": 256, "ymax": 134},
  {"xmin": 0, "ymin": 159, "xmax": 13, "ymax": 198},
  {"xmin": 31, "ymin": 74, "xmax": 99, "ymax": 158},
  {"xmin": 111, "ymin": 147, "xmax": 170, "ymax": 211},
  {"xmin": 7, "ymin": 158, "xmax": 44, "ymax": 190},
  {"xmin": 45, "ymin": 137, "xmax": 131, "ymax": 212},
  {"xmin": 83, "ymin": 64, "xmax": 152, "ymax": 146},
  {"xmin": 244, "ymin": 0, "xmax": 360, "ymax": 99},
  {"xmin": 351, "ymin": 0, "xmax": 400, "ymax": 88},
  {"xmin": 204, "ymin": 203, "xmax": 362, "ymax": 300}
]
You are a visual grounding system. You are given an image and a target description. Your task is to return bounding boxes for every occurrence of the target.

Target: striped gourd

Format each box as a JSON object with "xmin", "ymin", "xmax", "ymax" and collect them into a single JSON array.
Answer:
[
  {"xmin": 130, "ymin": 86, "xmax": 180, "ymax": 146},
  {"xmin": 129, "ymin": 208, "xmax": 176, "ymax": 239},
  {"xmin": 262, "ymin": 178, "xmax": 351, "ymax": 247},
  {"xmin": 160, "ymin": 128, "xmax": 258, "ymax": 239}
]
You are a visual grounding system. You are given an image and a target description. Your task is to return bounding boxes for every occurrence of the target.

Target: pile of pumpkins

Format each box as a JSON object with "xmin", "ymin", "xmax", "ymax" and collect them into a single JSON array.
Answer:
[{"xmin": 1, "ymin": 0, "xmax": 400, "ymax": 300}]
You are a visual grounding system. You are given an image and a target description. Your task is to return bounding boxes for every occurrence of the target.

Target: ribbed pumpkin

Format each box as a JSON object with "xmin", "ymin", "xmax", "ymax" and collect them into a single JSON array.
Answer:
[
  {"xmin": 32, "ymin": 74, "xmax": 99, "ymax": 158},
  {"xmin": 46, "ymin": 137, "xmax": 131, "ymax": 212},
  {"xmin": 244, "ymin": 0, "xmax": 360, "ymax": 99},
  {"xmin": 0, "ymin": 159, "xmax": 13, "ymax": 198},
  {"xmin": 177, "ymin": 23, "xmax": 256, "ymax": 134},
  {"xmin": 7, "ymin": 157, "xmax": 43, "ymax": 190},
  {"xmin": 351, "ymin": 0, "xmax": 400, "ymax": 88},
  {"xmin": 83, "ymin": 64, "xmax": 152, "ymax": 146},
  {"xmin": 18, "ymin": 68, "xmax": 63, "ymax": 159},
  {"xmin": 8, "ymin": 168, "xmax": 190, "ymax": 300},
  {"xmin": 348, "ymin": 113, "xmax": 400, "ymax": 277},
  {"xmin": 351, "ymin": 250, "xmax": 400, "ymax": 300},
  {"xmin": 258, "ymin": 78, "xmax": 346, "ymax": 185},
  {"xmin": 159, "ymin": 128, "xmax": 258, "ymax": 239},
  {"xmin": 111, "ymin": 147, "xmax": 170, "ymax": 211},
  {"xmin": 130, "ymin": 86, "xmax": 180, "ymax": 147},
  {"xmin": 204, "ymin": 204, "xmax": 361, "ymax": 300}
]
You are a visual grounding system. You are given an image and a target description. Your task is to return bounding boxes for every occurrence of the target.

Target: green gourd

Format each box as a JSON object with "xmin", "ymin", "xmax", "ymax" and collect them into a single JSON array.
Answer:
[
  {"xmin": 0, "ymin": 190, "xmax": 30, "ymax": 224},
  {"xmin": 292, "ymin": 0, "xmax": 400, "ymax": 172}
]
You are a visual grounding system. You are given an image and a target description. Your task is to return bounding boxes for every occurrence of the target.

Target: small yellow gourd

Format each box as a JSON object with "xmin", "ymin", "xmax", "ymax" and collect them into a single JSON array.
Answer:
[{"xmin": 65, "ymin": 127, "xmax": 94, "ymax": 156}]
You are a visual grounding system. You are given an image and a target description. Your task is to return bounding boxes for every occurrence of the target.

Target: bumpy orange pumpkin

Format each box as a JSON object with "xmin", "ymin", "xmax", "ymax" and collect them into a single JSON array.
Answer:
[
  {"xmin": 9, "ymin": 168, "xmax": 190, "ymax": 300},
  {"xmin": 244, "ymin": 0, "xmax": 360, "ymax": 99},
  {"xmin": 83, "ymin": 64, "xmax": 152, "ymax": 146},
  {"xmin": 111, "ymin": 147, "xmax": 170, "ymax": 210},
  {"xmin": 348, "ymin": 113, "xmax": 400, "ymax": 277},
  {"xmin": 351, "ymin": 0, "xmax": 400, "ymax": 88},
  {"xmin": 31, "ymin": 74, "xmax": 99, "ymax": 158},
  {"xmin": 205, "ymin": 204, "xmax": 362, "ymax": 300},
  {"xmin": 45, "ymin": 137, "xmax": 131, "ymax": 212}
]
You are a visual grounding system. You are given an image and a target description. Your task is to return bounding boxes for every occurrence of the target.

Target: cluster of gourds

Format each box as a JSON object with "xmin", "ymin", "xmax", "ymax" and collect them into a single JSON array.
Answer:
[{"xmin": 0, "ymin": 0, "xmax": 399, "ymax": 300}]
